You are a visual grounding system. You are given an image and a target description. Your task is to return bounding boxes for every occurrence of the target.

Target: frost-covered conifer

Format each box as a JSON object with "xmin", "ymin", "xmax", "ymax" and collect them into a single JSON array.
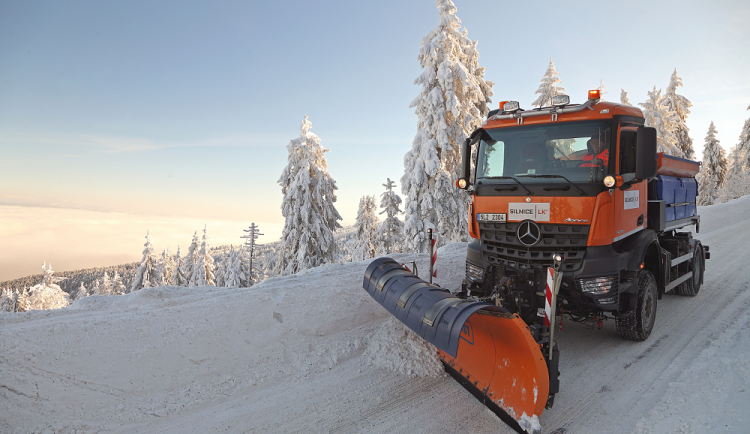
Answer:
[
  {"xmin": 74, "ymin": 282, "xmax": 89, "ymax": 300},
  {"xmin": 224, "ymin": 247, "xmax": 243, "ymax": 288},
  {"xmin": 27, "ymin": 263, "xmax": 71, "ymax": 310},
  {"xmin": 159, "ymin": 247, "xmax": 175, "ymax": 286},
  {"xmin": 0, "ymin": 288, "xmax": 18, "ymax": 312},
  {"xmin": 620, "ymin": 89, "xmax": 631, "ymax": 106},
  {"xmin": 111, "ymin": 271, "xmax": 126, "ymax": 295},
  {"xmin": 378, "ymin": 178, "xmax": 405, "ymax": 254},
  {"xmin": 173, "ymin": 246, "xmax": 188, "ymax": 287},
  {"xmin": 191, "ymin": 225, "xmax": 215, "ymax": 286},
  {"xmin": 663, "ymin": 69, "xmax": 694, "ymax": 159},
  {"xmin": 738, "ymin": 105, "xmax": 750, "ymax": 171},
  {"xmin": 640, "ymin": 87, "xmax": 682, "ymax": 157},
  {"xmin": 98, "ymin": 271, "xmax": 112, "ymax": 296},
  {"xmin": 597, "ymin": 79, "xmax": 607, "ymax": 101},
  {"xmin": 354, "ymin": 195, "xmax": 379, "ymax": 261},
  {"xmin": 182, "ymin": 232, "xmax": 200, "ymax": 286},
  {"xmin": 130, "ymin": 230, "xmax": 162, "ymax": 292},
  {"xmin": 697, "ymin": 122, "xmax": 728, "ymax": 206},
  {"xmin": 402, "ymin": 0, "xmax": 493, "ymax": 252},
  {"xmin": 532, "ymin": 58, "xmax": 566, "ymax": 108},
  {"xmin": 721, "ymin": 146, "xmax": 750, "ymax": 201},
  {"xmin": 277, "ymin": 116, "xmax": 343, "ymax": 275}
]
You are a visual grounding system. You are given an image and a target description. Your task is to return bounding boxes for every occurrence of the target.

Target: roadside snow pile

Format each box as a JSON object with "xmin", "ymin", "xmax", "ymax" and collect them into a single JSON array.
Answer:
[{"xmin": 362, "ymin": 317, "xmax": 444, "ymax": 378}]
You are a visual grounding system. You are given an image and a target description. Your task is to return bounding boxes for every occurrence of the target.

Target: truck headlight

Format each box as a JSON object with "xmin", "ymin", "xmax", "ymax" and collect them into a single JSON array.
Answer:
[
  {"xmin": 466, "ymin": 262, "xmax": 484, "ymax": 282},
  {"xmin": 579, "ymin": 276, "xmax": 617, "ymax": 294}
]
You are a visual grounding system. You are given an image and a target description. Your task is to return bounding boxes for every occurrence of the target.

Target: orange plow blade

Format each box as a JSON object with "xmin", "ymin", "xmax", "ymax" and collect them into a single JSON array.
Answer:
[{"xmin": 363, "ymin": 258, "xmax": 551, "ymax": 434}]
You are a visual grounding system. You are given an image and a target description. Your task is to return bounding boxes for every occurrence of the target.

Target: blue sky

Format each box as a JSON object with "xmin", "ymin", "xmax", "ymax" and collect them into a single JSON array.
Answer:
[{"xmin": 1, "ymin": 0, "xmax": 749, "ymax": 280}]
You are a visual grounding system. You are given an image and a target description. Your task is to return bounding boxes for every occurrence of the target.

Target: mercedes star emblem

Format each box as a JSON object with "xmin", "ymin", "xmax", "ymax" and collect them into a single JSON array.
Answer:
[{"xmin": 517, "ymin": 220, "xmax": 541, "ymax": 247}]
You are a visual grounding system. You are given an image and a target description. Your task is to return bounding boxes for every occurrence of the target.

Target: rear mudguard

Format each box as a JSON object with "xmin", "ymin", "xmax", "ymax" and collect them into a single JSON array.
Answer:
[{"xmin": 363, "ymin": 258, "xmax": 549, "ymax": 433}]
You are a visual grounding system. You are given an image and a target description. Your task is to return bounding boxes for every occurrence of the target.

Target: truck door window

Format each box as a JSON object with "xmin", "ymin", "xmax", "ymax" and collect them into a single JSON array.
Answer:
[{"xmin": 619, "ymin": 130, "xmax": 637, "ymax": 179}]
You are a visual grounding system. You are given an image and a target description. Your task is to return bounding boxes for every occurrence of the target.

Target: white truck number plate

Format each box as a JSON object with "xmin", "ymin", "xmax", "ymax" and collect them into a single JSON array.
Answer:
[{"xmin": 477, "ymin": 213, "xmax": 507, "ymax": 222}]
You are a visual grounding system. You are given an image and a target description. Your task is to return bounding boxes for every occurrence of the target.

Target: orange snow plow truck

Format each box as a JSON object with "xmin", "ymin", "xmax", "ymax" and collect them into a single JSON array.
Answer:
[{"xmin": 362, "ymin": 90, "xmax": 710, "ymax": 434}]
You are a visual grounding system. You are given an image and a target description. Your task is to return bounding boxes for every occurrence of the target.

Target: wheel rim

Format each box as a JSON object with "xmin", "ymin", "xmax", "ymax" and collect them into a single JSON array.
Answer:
[{"xmin": 642, "ymin": 286, "xmax": 655, "ymax": 326}]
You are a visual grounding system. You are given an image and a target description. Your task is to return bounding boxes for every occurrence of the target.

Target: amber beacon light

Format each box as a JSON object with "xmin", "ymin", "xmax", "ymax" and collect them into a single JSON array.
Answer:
[{"xmin": 588, "ymin": 89, "xmax": 601, "ymax": 100}]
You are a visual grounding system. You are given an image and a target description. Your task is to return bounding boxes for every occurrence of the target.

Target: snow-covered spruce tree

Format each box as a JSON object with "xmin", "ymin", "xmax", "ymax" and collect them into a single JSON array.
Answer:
[
  {"xmin": 697, "ymin": 122, "xmax": 728, "ymax": 206},
  {"xmin": 190, "ymin": 225, "xmax": 216, "ymax": 286},
  {"xmin": 620, "ymin": 89, "xmax": 631, "ymax": 106},
  {"xmin": 0, "ymin": 288, "xmax": 18, "ymax": 312},
  {"xmin": 173, "ymin": 246, "xmax": 188, "ymax": 287},
  {"xmin": 378, "ymin": 178, "xmax": 405, "ymax": 254},
  {"xmin": 74, "ymin": 282, "xmax": 89, "ymax": 300},
  {"xmin": 402, "ymin": 0, "xmax": 493, "ymax": 253},
  {"xmin": 597, "ymin": 79, "xmax": 607, "ymax": 101},
  {"xmin": 277, "ymin": 115, "xmax": 343, "ymax": 275},
  {"xmin": 639, "ymin": 87, "xmax": 682, "ymax": 157},
  {"xmin": 98, "ymin": 271, "xmax": 112, "ymax": 296},
  {"xmin": 354, "ymin": 195, "xmax": 379, "ymax": 261},
  {"xmin": 159, "ymin": 247, "xmax": 175, "ymax": 286},
  {"xmin": 224, "ymin": 247, "xmax": 243, "ymax": 288},
  {"xmin": 130, "ymin": 230, "xmax": 163, "ymax": 292},
  {"xmin": 111, "ymin": 271, "xmax": 126, "ymax": 295},
  {"xmin": 182, "ymin": 232, "xmax": 200, "ymax": 287},
  {"xmin": 721, "ymin": 146, "xmax": 750, "ymax": 201},
  {"xmin": 27, "ymin": 263, "xmax": 71, "ymax": 310},
  {"xmin": 663, "ymin": 69, "xmax": 694, "ymax": 159},
  {"xmin": 531, "ymin": 58, "xmax": 566, "ymax": 108},
  {"xmin": 738, "ymin": 105, "xmax": 750, "ymax": 171}
]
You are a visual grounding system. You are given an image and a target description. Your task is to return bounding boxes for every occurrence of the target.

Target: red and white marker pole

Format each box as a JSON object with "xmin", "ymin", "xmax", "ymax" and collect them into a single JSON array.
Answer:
[
  {"xmin": 428, "ymin": 229, "xmax": 438, "ymax": 284},
  {"xmin": 547, "ymin": 255, "xmax": 564, "ymax": 361}
]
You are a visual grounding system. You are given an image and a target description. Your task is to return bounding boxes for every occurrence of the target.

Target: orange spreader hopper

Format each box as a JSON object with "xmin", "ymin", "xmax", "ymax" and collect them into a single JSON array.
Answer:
[
  {"xmin": 656, "ymin": 153, "xmax": 701, "ymax": 178},
  {"xmin": 363, "ymin": 258, "xmax": 550, "ymax": 434}
]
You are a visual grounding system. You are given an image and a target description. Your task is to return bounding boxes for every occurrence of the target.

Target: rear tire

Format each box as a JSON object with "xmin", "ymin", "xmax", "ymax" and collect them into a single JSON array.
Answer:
[
  {"xmin": 674, "ymin": 246, "xmax": 703, "ymax": 296},
  {"xmin": 617, "ymin": 270, "xmax": 657, "ymax": 341}
]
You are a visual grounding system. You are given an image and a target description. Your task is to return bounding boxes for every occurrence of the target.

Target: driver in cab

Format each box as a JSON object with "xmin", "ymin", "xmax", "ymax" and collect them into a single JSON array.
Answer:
[{"xmin": 581, "ymin": 137, "xmax": 609, "ymax": 169}]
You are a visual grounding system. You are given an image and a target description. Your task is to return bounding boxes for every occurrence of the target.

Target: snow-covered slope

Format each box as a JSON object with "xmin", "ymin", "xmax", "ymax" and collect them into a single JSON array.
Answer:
[{"xmin": 2, "ymin": 197, "xmax": 750, "ymax": 434}]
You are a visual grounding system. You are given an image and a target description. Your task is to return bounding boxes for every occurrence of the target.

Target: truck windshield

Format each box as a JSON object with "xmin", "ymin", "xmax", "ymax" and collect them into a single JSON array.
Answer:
[{"xmin": 476, "ymin": 121, "xmax": 612, "ymax": 183}]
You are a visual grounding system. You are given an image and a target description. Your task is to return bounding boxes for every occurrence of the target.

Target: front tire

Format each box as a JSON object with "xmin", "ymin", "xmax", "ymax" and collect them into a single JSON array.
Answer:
[{"xmin": 617, "ymin": 270, "xmax": 657, "ymax": 341}]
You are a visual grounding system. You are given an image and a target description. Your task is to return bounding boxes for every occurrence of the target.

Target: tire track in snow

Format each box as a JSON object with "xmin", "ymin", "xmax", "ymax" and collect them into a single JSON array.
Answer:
[{"xmin": 542, "ymin": 216, "xmax": 750, "ymax": 433}]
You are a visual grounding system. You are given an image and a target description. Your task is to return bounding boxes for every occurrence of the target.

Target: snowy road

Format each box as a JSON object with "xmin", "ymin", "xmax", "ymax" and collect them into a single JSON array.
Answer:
[{"xmin": 2, "ymin": 197, "xmax": 749, "ymax": 434}]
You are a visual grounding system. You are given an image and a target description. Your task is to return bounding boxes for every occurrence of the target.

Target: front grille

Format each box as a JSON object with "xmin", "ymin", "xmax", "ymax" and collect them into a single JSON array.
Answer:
[{"xmin": 479, "ymin": 222, "xmax": 589, "ymax": 272}]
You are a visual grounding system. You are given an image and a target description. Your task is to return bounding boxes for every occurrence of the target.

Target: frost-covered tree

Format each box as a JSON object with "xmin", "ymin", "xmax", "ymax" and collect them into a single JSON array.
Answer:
[
  {"xmin": 378, "ymin": 178, "xmax": 405, "ymax": 254},
  {"xmin": 224, "ymin": 247, "xmax": 243, "ymax": 288},
  {"xmin": 27, "ymin": 263, "xmax": 71, "ymax": 310},
  {"xmin": 98, "ymin": 271, "xmax": 112, "ymax": 296},
  {"xmin": 111, "ymin": 271, "xmax": 126, "ymax": 295},
  {"xmin": 532, "ymin": 58, "xmax": 566, "ymax": 108},
  {"xmin": 354, "ymin": 195, "xmax": 379, "ymax": 261},
  {"xmin": 721, "ymin": 146, "xmax": 750, "ymax": 201},
  {"xmin": 402, "ymin": 0, "xmax": 493, "ymax": 253},
  {"xmin": 191, "ymin": 225, "xmax": 216, "ymax": 286},
  {"xmin": 130, "ymin": 230, "xmax": 163, "ymax": 292},
  {"xmin": 0, "ymin": 288, "xmax": 26, "ymax": 312},
  {"xmin": 182, "ymin": 232, "xmax": 200, "ymax": 286},
  {"xmin": 640, "ymin": 87, "xmax": 682, "ymax": 157},
  {"xmin": 277, "ymin": 116, "xmax": 343, "ymax": 275},
  {"xmin": 620, "ymin": 89, "xmax": 631, "ymax": 106},
  {"xmin": 697, "ymin": 122, "xmax": 728, "ymax": 206},
  {"xmin": 738, "ymin": 105, "xmax": 750, "ymax": 171},
  {"xmin": 173, "ymin": 246, "xmax": 188, "ymax": 287},
  {"xmin": 597, "ymin": 79, "xmax": 607, "ymax": 101},
  {"xmin": 74, "ymin": 282, "xmax": 89, "ymax": 300},
  {"xmin": 159, "ymin": 247, "xmax": 175, "ymax": 286},
  {"xmin": 663, "ymin": 69, "xmax": 694, "ymax": 159}
]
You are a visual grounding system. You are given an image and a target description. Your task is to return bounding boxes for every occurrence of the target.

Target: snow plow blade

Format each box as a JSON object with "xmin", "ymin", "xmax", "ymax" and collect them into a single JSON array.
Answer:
[{"xmin": 363, "ymin": 258, "xmax": 549, "ymax": 434}]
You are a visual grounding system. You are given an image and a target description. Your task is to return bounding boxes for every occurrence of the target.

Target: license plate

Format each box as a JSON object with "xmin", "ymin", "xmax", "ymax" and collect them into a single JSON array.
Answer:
[{"xmin": 477, "ymin": 213, "xmax": 507, "ymax": 222}]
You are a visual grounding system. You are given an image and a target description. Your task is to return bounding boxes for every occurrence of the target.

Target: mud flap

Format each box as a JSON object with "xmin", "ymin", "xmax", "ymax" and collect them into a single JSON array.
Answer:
[{"xmin": 363, "ymin": 258, "xmax": 549, "ymax": 433}]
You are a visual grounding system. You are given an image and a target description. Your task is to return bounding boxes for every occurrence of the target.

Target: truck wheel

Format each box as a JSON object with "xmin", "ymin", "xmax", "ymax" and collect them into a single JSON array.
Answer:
[
  {"xmin": 674, "ymin": 246, "xmax": 702, "ymax": 297},
  {"xmin": 616, "ymin": 270, "xmax": 657, "ymax": 341}
]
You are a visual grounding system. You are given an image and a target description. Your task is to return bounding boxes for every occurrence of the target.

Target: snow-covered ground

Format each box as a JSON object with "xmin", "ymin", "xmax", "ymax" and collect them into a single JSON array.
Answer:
[{"xmin": 2, "ymin": 196, "xmax": 750, "ymax": 434}]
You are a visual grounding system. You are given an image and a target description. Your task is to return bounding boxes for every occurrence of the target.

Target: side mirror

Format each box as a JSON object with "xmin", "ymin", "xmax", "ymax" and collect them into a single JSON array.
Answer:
[
  {"xmin": 635, "ymin": 127, "xmax": 657, "ymax": 180},
  {"xmin": 459, "ymin": 130, "xmax": 482, "ymax": 190}
]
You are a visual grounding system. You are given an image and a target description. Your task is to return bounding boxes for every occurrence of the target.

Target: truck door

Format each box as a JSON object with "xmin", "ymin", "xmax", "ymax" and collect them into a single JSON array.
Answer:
[{"xmin": 613, "ymin": 127, "xmax": 647, "ymax": 241}]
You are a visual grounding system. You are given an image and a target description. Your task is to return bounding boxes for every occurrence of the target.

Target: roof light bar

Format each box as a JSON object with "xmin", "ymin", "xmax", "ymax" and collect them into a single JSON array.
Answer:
[
  {"xmin": 503, "ymin": 101, "xmax": 520, "ymax": 112},
  {"xmin": 551, "ymin": 95, "xmax": 570, "ymax": 106}
]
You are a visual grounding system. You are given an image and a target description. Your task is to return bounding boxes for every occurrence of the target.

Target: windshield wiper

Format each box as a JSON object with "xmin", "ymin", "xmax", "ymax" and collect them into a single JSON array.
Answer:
[
  {"xmin": 480, "ymin": 176, "xmax": 533, "ymax": 195},
  {"xmin": 516, "ymin": 174, "xmax": 586, "ymax": 196}
]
